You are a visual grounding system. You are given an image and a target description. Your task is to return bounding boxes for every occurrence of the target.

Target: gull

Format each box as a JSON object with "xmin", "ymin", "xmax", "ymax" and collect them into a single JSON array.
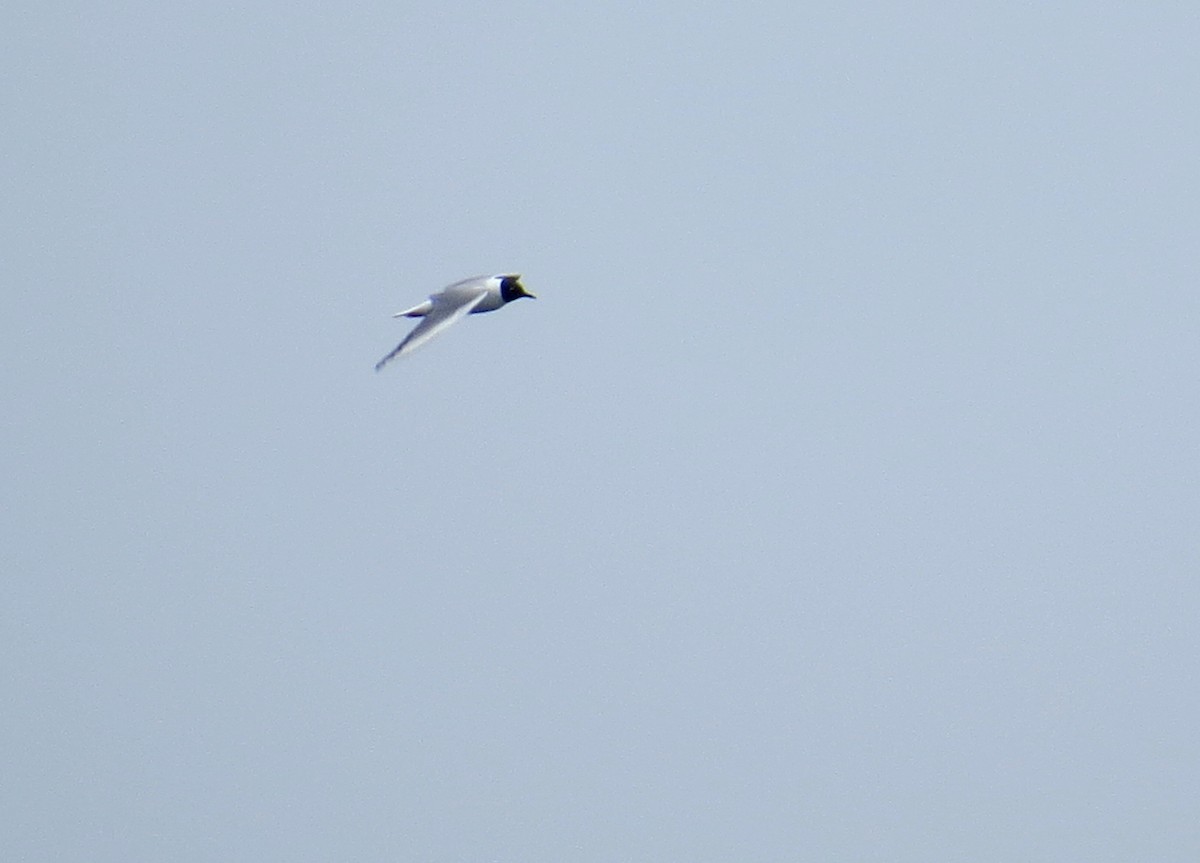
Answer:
[{"xmin": 374, "ymin": 273, "xmax": 535, "ymax": 371}]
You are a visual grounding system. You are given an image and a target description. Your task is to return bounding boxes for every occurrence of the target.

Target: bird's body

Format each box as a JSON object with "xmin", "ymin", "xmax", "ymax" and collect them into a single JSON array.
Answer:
[{"xmin": 374, "ymin": 273, "xmax": 534, "ymax": 371}]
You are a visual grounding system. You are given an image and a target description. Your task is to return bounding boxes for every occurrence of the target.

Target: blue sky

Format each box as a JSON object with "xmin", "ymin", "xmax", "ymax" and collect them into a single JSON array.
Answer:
[{"xmin": 4, "ymin": 2, "xmax": 1199, "ymax": 860}]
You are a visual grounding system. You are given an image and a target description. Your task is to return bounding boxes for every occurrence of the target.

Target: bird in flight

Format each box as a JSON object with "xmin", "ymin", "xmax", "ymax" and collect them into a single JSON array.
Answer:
[{"xmin": 374, "ymin": 273, "xmax": 535, "ymax": 371}]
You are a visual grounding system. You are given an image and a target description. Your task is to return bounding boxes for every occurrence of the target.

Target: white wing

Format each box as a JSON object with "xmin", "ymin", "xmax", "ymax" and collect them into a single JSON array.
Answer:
[{"xmin": 374, "ymin": 288, "xmax": 489, "ymax": 371}]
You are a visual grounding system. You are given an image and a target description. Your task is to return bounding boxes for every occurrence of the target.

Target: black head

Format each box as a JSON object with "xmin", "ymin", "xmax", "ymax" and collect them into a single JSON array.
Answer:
[{"xmin": 499, "ymin": 274, "xmax": 535, "ymax": 303}]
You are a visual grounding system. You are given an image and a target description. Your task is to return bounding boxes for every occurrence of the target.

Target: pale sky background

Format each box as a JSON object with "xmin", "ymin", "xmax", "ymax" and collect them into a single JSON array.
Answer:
[{"xmin": 3, "ymin": 2, "xmax": 1199, "ymax": 861}]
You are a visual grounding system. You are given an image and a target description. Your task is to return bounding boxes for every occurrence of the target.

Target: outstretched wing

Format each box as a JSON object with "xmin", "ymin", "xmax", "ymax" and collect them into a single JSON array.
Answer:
[{"xmin": 374, "ymin": 288, "xmax": 490, "ymax": 371}]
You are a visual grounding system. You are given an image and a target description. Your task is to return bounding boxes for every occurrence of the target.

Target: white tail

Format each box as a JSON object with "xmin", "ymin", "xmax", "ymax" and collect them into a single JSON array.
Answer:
[{"xmin": 392, "ymin": 300, "xmax": 433, "ymax": 318}]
